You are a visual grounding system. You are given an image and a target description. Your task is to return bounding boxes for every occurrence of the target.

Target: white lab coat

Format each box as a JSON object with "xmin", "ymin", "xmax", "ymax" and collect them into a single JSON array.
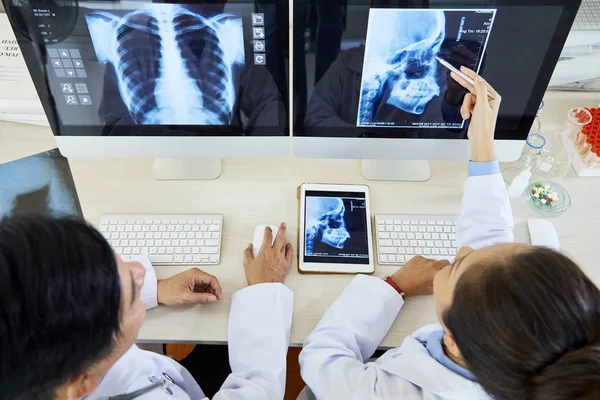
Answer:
[
  {"xmin": 298, "ymin": 173, "xmax": 514, "ymax": 400},
  {"xmin": 87, "ymin": 259, "xmax": 294, "ymax": 400}
]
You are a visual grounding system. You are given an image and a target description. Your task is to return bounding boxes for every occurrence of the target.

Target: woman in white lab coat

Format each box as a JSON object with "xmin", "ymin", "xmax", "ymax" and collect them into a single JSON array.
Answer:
[
  {"xmin": 299, "ymin": 69, "xmax": 600, "ymax": 400},
  {"xmin": 0, "ymin": 218, "xmax": 293, "ymax": 400}
]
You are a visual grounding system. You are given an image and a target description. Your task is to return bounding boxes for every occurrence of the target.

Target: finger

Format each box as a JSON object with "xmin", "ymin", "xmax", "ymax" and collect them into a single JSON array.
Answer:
[
  {"xmin": 273, "ymin": 222, "xmax": 287, "ymax": 250},
  {"xmin": 206, "ymin": 275, "xmax": 223, "ymax": 300},
  {"xmin": 185, "ymin": 292, "xmax": 218, "ymax": 304},
  {"xmin": 285, "ymin": 243, "xmax": 293, "ymax": 265},
  {"xmin": 261, "ymin": 226, "xmax": 274, "ymax": 251},
  {"xmin": 434, "ymin": 259, "xmax": 451, "ymax": 270},
  {"xmin": 244, "ymin": 244, "xmax": 254, "ymax": 266},
  {"xmin": 460, "ymin": 66, "xmax": 500, "ymax": 100},
  {"xmin": 461, "ymin": 93, "xmax": 475, "ymax": 120},
  {"xmin": 450, "ymin": 71, "xmax": 475, "ymax": 95},
  {"xmin": 473, "ymin": 75, "xmax": 490, "ymax": 104}
]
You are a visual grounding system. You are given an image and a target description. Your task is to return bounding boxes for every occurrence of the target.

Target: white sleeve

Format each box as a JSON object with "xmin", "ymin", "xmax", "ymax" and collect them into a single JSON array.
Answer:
[
  {"xmin": 457, "ymin": 173, "xmax": 514, "ymax": 250},
  {"xmin": 213, "ymin": 283, "xmax": 293, "ymax": 400},
  {"xmin": 133, "ymin": 255, "xmax": 159, "ymax": 310},
  {"xmin": 299, "ymin": 275, "xmax": 407, "ymax": 399}
]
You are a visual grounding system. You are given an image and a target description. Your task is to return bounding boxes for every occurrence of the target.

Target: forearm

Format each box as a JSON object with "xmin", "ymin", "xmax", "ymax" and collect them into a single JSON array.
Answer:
[
  {"xmin": 300, "ymin": 275, "xmax": 403, "ymax": 398},
  {"xmin": 132, "ymin": 255, "xmax": 158, "ymax": 310},
  {"xmin": 214, "ymin": 283, "xmax": 293, "ymax": 400}
]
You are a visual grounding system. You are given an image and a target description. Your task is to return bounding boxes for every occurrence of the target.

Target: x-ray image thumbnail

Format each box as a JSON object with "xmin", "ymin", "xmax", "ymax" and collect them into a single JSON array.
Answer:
[
  {"xmin": 86, "ymin": 4, "xmax": 245, "ymax": 125},
  {"xmin": 305, "ymin": 196, "xmax": 368, "ymax": 259},
  {"xmin": 357, "ymin": 9, "xmax": 496, "ymax": 129},
  {"xmin": 0, "ymin": 149, "xmax": 82, "ymax": 219}
]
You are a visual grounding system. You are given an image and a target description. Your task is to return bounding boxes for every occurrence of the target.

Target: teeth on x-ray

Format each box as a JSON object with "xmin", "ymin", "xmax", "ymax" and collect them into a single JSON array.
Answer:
[
  {"xmin": 305, "ymin": 198, "xmax": 351, "ymax": 255},
  {"xmin": 358, "ymin": 9, "xmax": 445, "ymax": 123},
  {"xmin": 86, "ymin": 5, "xmax": 245, "ymax": 125}
]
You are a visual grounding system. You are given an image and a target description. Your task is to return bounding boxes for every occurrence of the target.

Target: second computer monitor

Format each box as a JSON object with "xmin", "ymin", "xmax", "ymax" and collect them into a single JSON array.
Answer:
[{"xmin": 292, "ymin": 0, "xmax": 581, "ymax": 162}]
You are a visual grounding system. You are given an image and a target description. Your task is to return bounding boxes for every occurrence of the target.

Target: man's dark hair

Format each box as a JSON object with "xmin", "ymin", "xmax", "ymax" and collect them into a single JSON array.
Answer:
[
  {"xmin": 443, "ymin": 247, "xmax": 600, "ymax": 400},
  {"xmin": 0, "ymin": 215, "xmax": 121, "ymax": 400}
]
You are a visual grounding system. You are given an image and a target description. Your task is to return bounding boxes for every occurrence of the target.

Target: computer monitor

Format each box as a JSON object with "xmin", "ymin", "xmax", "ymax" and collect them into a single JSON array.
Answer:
[
  {"xmin": 6, "ymin": 0, "xmax": 289, "ymax": 179},
  {"xmin": 292, "ymin": 0, "xmax": 582, "ymax": 180}
]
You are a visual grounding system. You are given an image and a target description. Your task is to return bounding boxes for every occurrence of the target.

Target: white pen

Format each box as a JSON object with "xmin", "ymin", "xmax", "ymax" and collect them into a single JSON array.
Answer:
[{"xmin": 435, "ymin": 56, "xmax": 496, "ymax": 100}]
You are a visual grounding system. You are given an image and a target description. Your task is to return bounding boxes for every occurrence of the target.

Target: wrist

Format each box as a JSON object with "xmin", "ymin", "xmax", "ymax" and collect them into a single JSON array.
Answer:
[
  {"xmin": 385, "ymin": 276, "xmax": 406, "ymax": 300},
  {"xmin": 471, "ymin": 143, "xmax": 496, "ymax": 162},
  {"xmin": 156, "ymin": 280, "xmax": 165, "ymax": 304}
]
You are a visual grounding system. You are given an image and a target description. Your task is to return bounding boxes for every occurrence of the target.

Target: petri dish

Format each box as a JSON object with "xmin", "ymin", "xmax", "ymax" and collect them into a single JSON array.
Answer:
[{"xmin": 526, "ymin": 181, "xmax": 571, "ymax": 217}]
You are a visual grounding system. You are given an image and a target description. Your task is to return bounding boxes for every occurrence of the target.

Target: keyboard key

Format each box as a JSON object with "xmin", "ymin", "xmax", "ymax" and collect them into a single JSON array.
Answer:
[
  {"xmin": 380, "ymin": 247, "xmax": 396, "ymax": 254},
  {"xmin": 180, "ymin": 239, "xmax": 187, "ymax": 247},
  {"xmin": 128, "ymin": 233, "xmax": 136, "ymax": 239},
  {"xmin": 436, "ymin": 221, "xmax": 444, "ymax": 225},
  {"xmin": 183, "ymin": 248, "xmax": 191, "ymax": 254},
  {"xmin": 424, "ymin": 248, "xmax": 432, "ymax": 255},
  {"xmin": 410, "ymin": 221, "xmax": 418, "ymax": 225},
  {"xmin": 201, "ymin": 225, "xmax": 208, "ymax": 232},
  {"xmin": 444, "ymin": 226, "xmax": 451, "ymax": 233},
  {"xmin": 121, "ymin": 240, "xmax": 129, "ymax": 247},
  {"xmin": 407, "ymin": 233, "xmax": 415, "ymax": 239},
  {"xmin": 427, "ymin": 221, "xmax": 435, "ymax": 225},
  {"xmin": 432, "ymin": 248, "xmax": 440, "ymax": 255},
  {"xmin": 443, "ymin": 241, "xmax": 452, "ymax": 248},
  {"xmin": 379, "ymin": 239, "xmax": 392, "ymax": 246},
  {"xmin": 391, "ymin": 233, "xmax": 398, "ymax": 239},
  {"xmin": 449, "ymin": 233, "xmax": 457, "ymax": 240},
  {"xmin": 435, "ymin": 226, "xmax": 443, "ymax": 233},
  {"xmin": 394, "ymin": 225, "xmax": 402, "ymax": 232},
  {"xmin": 393, "ymin": 240, "xmax": 401, "ymax": 247},
  {"xmin": 441, "ymin": 248, "xmax": 449, "ymax": 256},
  {"xmin": 174, "ymin": 255, "xmax": 184, "ymax": 263},
  {"xmin": 176, "ymin": 225, "xmax": 183, "ymax": 232},
  {"xmin": 147, "ymin": 240, "xmax": 154, "ymax": 247},
  {"xmin": 124, "ymin": 248, "xmax": 132, "ymax": 255},
  {"xmin": 441, "ymin": 233, "xmax": 449, "ymax": 240},
  {"xmin": 410, "ymin": 226, "xmax": 418, "ymax": 232},
  {"xmin": 378, "ymin": 225, "xmax": 385, "ymax": 232},
  {"xmin": 120, "ymin": 233, "xmax": 129, "ymax": 239},
  {"xmin": 132, "ymin": 248, "xmax": 140, "ymax": 255},
  {"xmin": 402, "ymin": 226, "xmax": 410, "ymax": 232},
  {"xmin": 201, "ymin": 247, "xmax": 219, "ymax": 254},
  {"xmin": 406, "ymin": 248, "xmax": 415, "ymax": 255},
  {"xmin": 419, "ymin": 220, "xmax": 427, "ymax": 225},
  {"xmin": 445, "ymin": 221, "xmax": 453, "ymax": 226},
  {"xmin": 435, "ymin": 241, "xmax": 443, "ymax": 247},
  {"xmin": 175, "ymin": 247, "xmax": 183, "ymax": 254},
  {"xmin": 192, "ymin": 247, "xmax": 200, "ymax": 254},
  {"xmin": 427, "ymin": 226, "xmax": 435, "ymax": 233},
  {"xmin": 130, "ymin": 240, "xmax": 137, "ymax": 247},
  {"xmin": 212, "ymin": 232, "xmax": 220, "ymax": 239},
  {"xmin": 401, "ymin": 240, "xmax": 409, "ymax": 247},
  {"xmin": 379, "ymin": 232, "xmax": 390, "ymax": 239},
  {"xmin": 379, "ymin": 254, "xmax": 388, "ymax": 263},
  {"xmin": 158, "ymin": 247, "xmax": 166, "ymax": 254},
  {"xmin": 386, "ymin": 225, "xmax": 393, "ymax": 232},
  {"xmin": 203, "ymin": 232, "xmax": 211, "ymax": 239},
  {"xmin": 426, "ymin": 240, "xmax": 434, "ymax": 247},
  {"xmin": 406, "ymin": 255, "xmax": 415, "ymax": 263},
  {"xmin": 432, "ymin": 233, "xmax": 440, "ymax": 240},
  {"xmin": 418, "ymin": 226, "xmax": 426, "ymax": 232},
  {"xmin": 167, "ymin": 247, "xmax": 174, "ymax": 254},
  {"xmin": 452, "ymin": 241, "xmax": 458, "ymax": 248},
  {"xmin": 388, "ymin": 255, "xmax": 397, "ymax": 263},
  {"xmin": 205, "ymin": 239, "xmax": 219, "ymax": 246},
  {"xmin": 209, "ymin": 225, "xmax": 220, "ymax": 232},
  {"xmin": 399, "ymin": 233, "xmax": 407, "ymax": 239},
  {"xmin": 117, "ymin": 226, "xmax": 125, "ymax": 232},
  {"xmin": 451, "ymin": 226, "xmax": 457, "ymax": 233},
  {"xmin": 397, "ymin": 255, "xmax": 405, "ymax": 263},
  {"xmin": 409, "ymin": 240, "xmax": 417, "ymax": 247},
  {"xmin": 192, "ymin": 225, "xmax": 200, "ymax": 232},
  {"xmin": 377, "ymin": 220, "xmax": 385, "ymax": 224},
  {"xmin": 188, "ymin": 239, "xmax": 195, "ymax": 246},
  {"xmin": 149, "ymin": 248, "xmax": 157, "ymax": 255},
  {"xmin": 184, "ymin": 225, "xmax": 192, "ymax": 232},
  {"xmin": 193, "ymin": 255, "xmax": 202, "ymax": 263},
  {"xmin": 418, "ymin": 240, "xmax": 426, "ymax": 247},
  {"xmin": 184, "ymin": 255, "xmax": 193, "ymax": 263},
  {"xmin": 397, "ymin": 248, "xmax": 406, "ymax": 254},
  {"xmin": 449, "ymin": 248, "xmax": 457, "ymax": 256},
  {"xmin": 415, "ymin": 248, "xmax": 423, "ymax": 255},
  {"xmin": 416, "ymin": 233, "xmax": 423, "ymax": 240},
  {"xmin": 155, "ymin": 240, "xmax": 162, "ymax": 247},
  {"xmin": 136, "ymin": 233, "xmax": 144, "ymax": 239},
  {"xmin": 111, "ymin": 232, "xmax": 119, "ymax": 239}
]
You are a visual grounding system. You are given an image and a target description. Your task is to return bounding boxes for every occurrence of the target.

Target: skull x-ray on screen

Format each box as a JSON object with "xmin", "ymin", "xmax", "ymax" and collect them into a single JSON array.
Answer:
[
  {"xmin": 304, "ymin": 192, "xmax": 369, "ymax": 265},
  {"xmin": 357, "ymin": 8, "xmax": 496, "ymax": 129},
  {"xmin": 85, "ymin": 4, "xmax": 244, "ymax": 126}
]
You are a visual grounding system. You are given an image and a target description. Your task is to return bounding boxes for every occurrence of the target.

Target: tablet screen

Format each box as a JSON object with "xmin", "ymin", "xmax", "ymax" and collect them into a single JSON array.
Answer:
[{"xmin": 304, "ymin": 190, "xmax": 369, "ymax": 265}]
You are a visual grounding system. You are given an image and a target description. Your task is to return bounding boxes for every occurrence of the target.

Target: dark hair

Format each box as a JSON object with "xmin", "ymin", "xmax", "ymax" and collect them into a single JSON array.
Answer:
[
  {"xmin": 0, "ymin": 215, "xmax": 121, "ymax": 400},
  {"xmin": 443, "ymin": 247, "xmax": 600, "ymax": 400}
]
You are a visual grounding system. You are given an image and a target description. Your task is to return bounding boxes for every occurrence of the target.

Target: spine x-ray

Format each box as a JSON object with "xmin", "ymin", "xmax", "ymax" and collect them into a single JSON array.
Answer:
[
  {"xmin": 304, "ymin": 195, "xmax": 369, "ymax": 263},
  {"xmin": 357, "ymin": 9, "xmax": 496, "ymax": 129},
  {"xmin": 85, "ymin": 4, "xmax": 245, "ymax": 125}
]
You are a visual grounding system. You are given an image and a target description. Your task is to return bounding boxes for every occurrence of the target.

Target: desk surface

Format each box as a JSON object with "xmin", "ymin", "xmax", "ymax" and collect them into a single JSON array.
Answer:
[{"xmin": 1, "ymin": 91, "xmax": 599, "ymax": 347}]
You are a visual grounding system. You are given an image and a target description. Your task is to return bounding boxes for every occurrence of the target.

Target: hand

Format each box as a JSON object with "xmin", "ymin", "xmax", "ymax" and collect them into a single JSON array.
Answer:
[
  {"xmin": 450, "ymin": 66, "xmax": 501, "ymax": 162},
  {"xmin": 390, "ymin": 256, "xmax": 450, "ymax": 297},
  {"xmin": 157, "ymin": 268, "xmax": 222, "ymax": 306},
  {"xmin": 243, "ymin": 223, "xmax": 293, "ymax": 286}
]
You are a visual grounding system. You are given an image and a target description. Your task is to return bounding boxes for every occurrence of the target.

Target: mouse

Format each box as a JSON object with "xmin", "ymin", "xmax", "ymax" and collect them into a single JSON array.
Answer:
[
  {"xmin": 527, "ymin": 219, "xmax": 560, "ymax": 250},
  {"xmin": 253, "ymin": 225, "xmax": 279, "ymax": 257}
]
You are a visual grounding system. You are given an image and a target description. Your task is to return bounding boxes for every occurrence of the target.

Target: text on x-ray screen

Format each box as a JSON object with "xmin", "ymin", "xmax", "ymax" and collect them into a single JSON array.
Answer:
[
  {"xmin": 304, "ymin": 194, "xmax": 369, "ymax": 264},
  {"xmin": 85, "ymin": 4, "xmax": 245, "ymax": 125},
  {"xmin": 357, "ymin": 9, "xmax": 496, "ymax": 129}
]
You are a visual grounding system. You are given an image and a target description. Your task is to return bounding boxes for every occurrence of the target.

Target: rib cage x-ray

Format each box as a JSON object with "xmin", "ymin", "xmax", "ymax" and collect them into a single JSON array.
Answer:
[
  {"xmin": 357, "ymin": 8, "xmax": 495, "ymax": 129},
  {"xmin": 305, "ymin": 197, "xmax": 351, "ymax": 255},
  {"xmin": 85, "ymin": 4, "xmax": 245, "ymax": 125}
]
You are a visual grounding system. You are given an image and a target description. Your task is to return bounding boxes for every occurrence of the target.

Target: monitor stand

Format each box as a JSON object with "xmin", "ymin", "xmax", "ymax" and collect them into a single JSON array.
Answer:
[
  {"xmin": 152, "ymin": 158, "xmax": 222, "ymax": 180},
  {"xmin": 361, "ymin": 160, "xmax": 432, "ymax": 182}
]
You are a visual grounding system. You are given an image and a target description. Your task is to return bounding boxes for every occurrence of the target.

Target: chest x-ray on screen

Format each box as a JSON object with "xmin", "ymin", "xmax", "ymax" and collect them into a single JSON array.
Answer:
[
  {"xmin": 305, "ymin": 196, "xmax": 369, "ymax": 261},
  {"xmin": 357, "ymin": 8, "xmax": 496, "ymax": 129},
  {"xmin": 0, "ymin": 149, "xmax": 82, "ymax": 219},
  {"xmin": 85, "ymin": 4, "xmax": 245, "ymax": 125}
]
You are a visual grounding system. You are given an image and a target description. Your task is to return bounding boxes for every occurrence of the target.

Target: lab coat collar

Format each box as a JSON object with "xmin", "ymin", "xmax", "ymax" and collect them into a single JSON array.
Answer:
[{"xmin": 379, "ymin": 324, "xmax": 492, "ymax": 400}]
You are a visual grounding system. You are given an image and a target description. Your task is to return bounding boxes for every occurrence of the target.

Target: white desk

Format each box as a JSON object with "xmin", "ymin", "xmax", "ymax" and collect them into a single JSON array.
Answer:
[{"xmin": 1, "ymin": 91, "xmax": 599, "ymax": 347}]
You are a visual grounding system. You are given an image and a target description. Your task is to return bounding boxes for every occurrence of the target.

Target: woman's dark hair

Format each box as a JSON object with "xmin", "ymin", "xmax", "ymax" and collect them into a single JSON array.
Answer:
[
  {"xmin": 443, "ymin": 247, "xmax": 600, "ymax": 400},
  {"xmin": 0, "ymin": 215, "xmax": 121, "ymax": 400}
]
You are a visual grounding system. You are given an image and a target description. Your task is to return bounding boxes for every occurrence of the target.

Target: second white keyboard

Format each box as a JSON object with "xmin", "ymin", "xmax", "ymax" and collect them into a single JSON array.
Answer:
[
  {"xmin": 375, "ymin": 214, "xmax": 459, "ymax": 265},
  {"xmin": 99, "ymin": 214, "xmax": 223, "ymax": 265}
]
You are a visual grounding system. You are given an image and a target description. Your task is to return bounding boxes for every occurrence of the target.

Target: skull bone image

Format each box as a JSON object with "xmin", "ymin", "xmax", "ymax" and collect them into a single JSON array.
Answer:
[
  {"xmin": 357, "ymin": 8, "xmax": 496, "ymax": 129},
  {"xmin": 305, "ymin": 197, "xmax": 351, "ymax": 255}
]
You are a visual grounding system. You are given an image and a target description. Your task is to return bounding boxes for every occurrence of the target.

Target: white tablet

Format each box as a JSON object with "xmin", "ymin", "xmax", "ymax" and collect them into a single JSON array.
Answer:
[{"xmin": 299, "ymin": 183, "xmax": 374, "ymax": 274}]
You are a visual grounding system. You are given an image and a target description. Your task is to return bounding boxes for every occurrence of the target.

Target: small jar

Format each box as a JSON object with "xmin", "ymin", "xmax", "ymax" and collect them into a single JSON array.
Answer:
[
  {"xmin": 565, "ymin": 107, "xmax": 593, "ymax": 141},
  {"xmin": 503, "ymin": 134, "xmax": 546, "ymax": 184}
]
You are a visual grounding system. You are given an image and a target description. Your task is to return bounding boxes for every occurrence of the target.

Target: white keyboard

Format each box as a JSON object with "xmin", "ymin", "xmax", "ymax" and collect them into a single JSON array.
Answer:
[
  {"xmin": 375, "ymin": 214, "xmax": 459, "ymax": 265},
  {"xmin": 99, "ymin": 214, "xmax": 223, "ymax": 265}
]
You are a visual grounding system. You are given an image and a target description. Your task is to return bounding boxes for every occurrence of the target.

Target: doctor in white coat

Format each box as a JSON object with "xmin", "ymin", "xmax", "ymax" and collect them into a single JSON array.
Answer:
[
  {"xmin": 298, "ymin": 68, "xmax": 600, "ymax": 400},
  {"xmin": 0, "ymin": 218, "xmax": 294, "ymax": 400}
]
